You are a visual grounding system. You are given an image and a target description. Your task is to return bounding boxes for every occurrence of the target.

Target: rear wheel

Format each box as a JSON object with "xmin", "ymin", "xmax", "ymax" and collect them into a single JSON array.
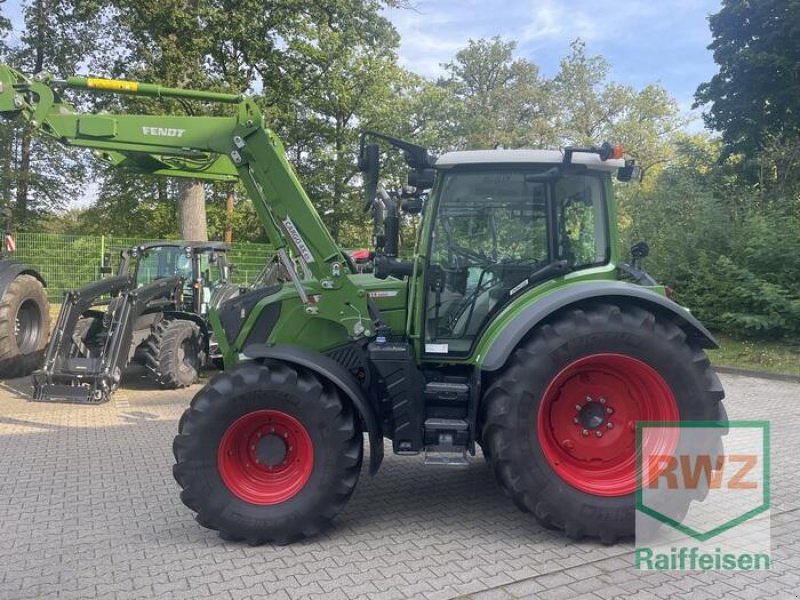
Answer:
[
  {"xmin": 0, "ymin": 274, "xmax": 50, "ymax": 377},
  {"xmin": 481, "ymin": 303, "xmax": 725, "ymax": 543},
  {"xmin": 173, "ymin": 361, "xmax": 362, "ymax": 544}
]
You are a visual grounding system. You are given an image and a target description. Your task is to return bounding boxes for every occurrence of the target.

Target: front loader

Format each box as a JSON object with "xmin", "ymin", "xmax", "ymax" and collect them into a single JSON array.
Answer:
[
  {"xmin": 0, "ymin": 65, "xmax": 726, "ymax": 544},
  {"xmin": 33, "ymin": 240, "xmax": 237, "ymax": 403}
]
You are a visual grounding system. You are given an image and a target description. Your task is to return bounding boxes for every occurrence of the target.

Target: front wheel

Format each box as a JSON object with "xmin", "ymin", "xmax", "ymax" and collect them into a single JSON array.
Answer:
[
  {"xmin": 144, "ymin": 319, "xmax": 203, "ymax": 388},
  {"xmin": 173, "ymin": 361, "xmax": 363, "ymax": 544},
  {"xmin": 481, "ymin": 303, "xmax": 726, "ymax": 543}
]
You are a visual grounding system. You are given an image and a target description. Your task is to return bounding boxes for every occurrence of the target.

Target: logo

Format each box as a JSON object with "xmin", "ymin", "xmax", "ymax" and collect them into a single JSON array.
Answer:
[
  {"xmin": 282, "ymin": 217, "xmax": 315, "ymax": 264},
  {"xmin": 142, "ymin": 126, "xmax": 186, "ymax": 138},
  {"xmin": 635, "ymin": 421, "xmax": 770, "ymax": 570}
]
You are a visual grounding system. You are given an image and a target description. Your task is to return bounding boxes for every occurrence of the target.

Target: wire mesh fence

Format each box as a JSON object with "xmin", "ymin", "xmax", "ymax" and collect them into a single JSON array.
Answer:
[{"xmin": 10, "ymin": 232, "xmax": 273, "ymax": 301}]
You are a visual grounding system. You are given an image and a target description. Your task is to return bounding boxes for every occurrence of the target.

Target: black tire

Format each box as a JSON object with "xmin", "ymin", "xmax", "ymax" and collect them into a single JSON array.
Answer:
[
  {"xmin": 144, "ymin": 319, "xmax": 203, "ymax": 388},
  {"xmin": 481, "ymin": 303, "xmax": 726, "ymax": 544},
  {"xmin": 173, "ymin": 361, "xmax": 363, "ymax": 544},
  {"xmin": 0, "ymin": 274, "xmax": 50, "ymax": 378}
]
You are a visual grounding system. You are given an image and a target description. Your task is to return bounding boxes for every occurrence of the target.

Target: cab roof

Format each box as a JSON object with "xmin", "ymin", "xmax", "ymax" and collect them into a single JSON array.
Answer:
[
  {"xmin": 435, "ymin": 149, "xmax": 625, "ymax": 172},
  {"xmin": 137, "ymin": 240, "xmax": 230, "ymax": 253}
]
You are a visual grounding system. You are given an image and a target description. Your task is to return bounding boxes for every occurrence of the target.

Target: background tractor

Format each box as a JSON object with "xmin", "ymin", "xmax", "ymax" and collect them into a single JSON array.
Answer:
[
  {"xmin": 33, "ymin": 241, "xmax": 237, "ymax": 403},
  {"xmin": 1, "ymin": 66, "xmax": 726, "ymax": 544}
]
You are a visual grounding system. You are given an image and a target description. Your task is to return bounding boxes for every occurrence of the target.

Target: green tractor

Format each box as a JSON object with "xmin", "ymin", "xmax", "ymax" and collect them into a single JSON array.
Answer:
[
  {"xmin": 0, "ymin": 66, "xmax": 726, "ymax": 544},
  {"xmin": 33, "ymin": 240, "xmax": 237, "ymax": 403}
]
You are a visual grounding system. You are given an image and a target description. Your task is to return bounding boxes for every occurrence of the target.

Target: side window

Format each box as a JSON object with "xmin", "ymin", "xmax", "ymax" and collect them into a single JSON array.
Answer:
[{"xmin": 555, "ymin": 175, "xmax": 606, "ymax": 267}]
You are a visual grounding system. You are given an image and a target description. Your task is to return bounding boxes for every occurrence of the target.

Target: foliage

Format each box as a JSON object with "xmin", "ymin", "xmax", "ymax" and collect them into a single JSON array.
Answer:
[{"xmin": 696, "ymin": 0, "xmax": 800, "ymax": 156}]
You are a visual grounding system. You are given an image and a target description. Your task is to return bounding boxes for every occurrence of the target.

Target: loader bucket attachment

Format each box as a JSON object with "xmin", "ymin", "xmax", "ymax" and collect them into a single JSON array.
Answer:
[{"xmin": 32, "ymin": 274, "xmax": 183, "ymax": 404}]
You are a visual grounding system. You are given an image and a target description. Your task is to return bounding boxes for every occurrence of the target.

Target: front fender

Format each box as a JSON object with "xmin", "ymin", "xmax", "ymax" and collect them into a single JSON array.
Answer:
[
  {"xmin": 241, "ymin": 343, "xmax": 384, "ymax": 475},
  {"xmin": 479, "ymin": 281, "xmax": 718, "ymax": 372}
]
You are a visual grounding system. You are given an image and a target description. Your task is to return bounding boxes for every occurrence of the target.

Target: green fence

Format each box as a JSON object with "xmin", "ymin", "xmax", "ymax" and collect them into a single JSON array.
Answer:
[{"xmin": 12, "ymin": 233, "xmax": 273, "ymax": 301}]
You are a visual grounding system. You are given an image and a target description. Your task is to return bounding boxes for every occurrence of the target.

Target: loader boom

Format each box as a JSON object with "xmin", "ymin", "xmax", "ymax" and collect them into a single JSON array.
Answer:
[{"xmin": 0, "ymin": 65, "xmax": 375, "ymax": 341}]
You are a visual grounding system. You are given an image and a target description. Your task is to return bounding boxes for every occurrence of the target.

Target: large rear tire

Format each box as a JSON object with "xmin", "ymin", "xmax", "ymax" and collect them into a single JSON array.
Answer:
[
  {"xmin": 173, "ymin": 361, "xmax": 363, "ymax": 544},
  {"xmin": 144, "ymin": 319, "xmax": 203, "ymax": 388},
  {"xmin": 0, "ymin": 274, "xmax": 50, "ymax": 378},
  {"xmin": 481, "ymin": 303, "xmax": 725, "ymax": 544}
]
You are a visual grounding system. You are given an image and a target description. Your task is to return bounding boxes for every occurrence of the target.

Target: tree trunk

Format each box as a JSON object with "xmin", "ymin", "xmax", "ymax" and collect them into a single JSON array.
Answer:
[
  {"xmin": 16, "ymin": 130, "xmax": 31, "ymax": 223},
  {"xmin": 177, "ymin": 180, "xmax": 208, "ymax": 241},
  {"xmin": 224, "ymin": 186, "xmax": 234, "ymax": 243}
]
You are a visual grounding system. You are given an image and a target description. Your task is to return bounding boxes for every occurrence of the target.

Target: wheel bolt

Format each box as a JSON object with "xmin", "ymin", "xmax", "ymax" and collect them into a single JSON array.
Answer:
[
  {"xmin": 284, "ymin": 433, "xmax": 289, "ymax": 439},
  {"xmin": 599, "ymin": 397, "xmax": 606, "ymax": 404},
  {"xmin": 575, "ymin": 404, "xmax": 582, "ymax": 411},
  {"xmin": 582, "ymin": 429, "xmax": 589, "ymax": 437},
  {"xmin": 585, "ymin": 396, "xmax": 593, "ymax": 402},
  {"xmin": 606, "ymin": 407, "xmax": 613, "ymax": 414},
  {"xmin": 607, "ymin": 422, "xmax": 614, "ymax": 429},
  {"xmin": 251, "ymin": 445, "xmax": 255, "ymax": 450},
  {"xmin": 573, "ymin": 417, "xmax": 579, "ymax": 424},
  {"xmin": 628, "ymin": 420, "xmax": 635, "ymax": 432},
  {"xmin": 596, "ymin": 431, "xmax": 603, "ymax": 438}
]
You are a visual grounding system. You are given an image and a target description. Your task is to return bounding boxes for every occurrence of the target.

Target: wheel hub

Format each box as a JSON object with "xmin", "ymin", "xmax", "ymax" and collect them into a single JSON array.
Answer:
[
  {"xmin": 576, "ymin": 399, "xmax": 607, "ymax": 430},
  {"xmin": 256, "ymin": 434, "xmax": 287, "ymax": 467}
]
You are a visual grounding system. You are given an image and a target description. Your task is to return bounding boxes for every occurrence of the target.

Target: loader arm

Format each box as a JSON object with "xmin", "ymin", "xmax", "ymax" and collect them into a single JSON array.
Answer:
[{"xmin": 0, "ymin": 65, "xmax": 375, "ymax": 340}]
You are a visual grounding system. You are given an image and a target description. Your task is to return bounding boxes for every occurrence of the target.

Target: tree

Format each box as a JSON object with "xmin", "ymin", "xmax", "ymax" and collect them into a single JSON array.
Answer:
[
  {"xmin": 441, "ymin": 37, "xmax": 555, "ymax": 149},
  {"xmin": 0, "ymin": 0, "xmax": 101, "ymax": 226},
  {"xmin": 695, "ymin": 0, "xmax": 800, "ymax": 156}
]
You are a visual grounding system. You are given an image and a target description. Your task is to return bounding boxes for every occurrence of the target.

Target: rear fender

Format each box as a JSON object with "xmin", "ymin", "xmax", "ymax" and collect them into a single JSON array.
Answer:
[
  {"xmin": 480, "ymin": 281, "xmax": 718, "ymax": 372},
  {"xmin": 0, "ymin": 259, "xmax": 46, "ymax": 295},
  {"xmin": 241, "ymin": 343, "xmax": 384, "ymax": 475}
]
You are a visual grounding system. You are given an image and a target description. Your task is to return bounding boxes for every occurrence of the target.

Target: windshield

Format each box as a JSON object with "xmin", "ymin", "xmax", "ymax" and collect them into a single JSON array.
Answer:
[{"xmin": 424, "ymin": 168, "xmax": 608, "ymax": 356}]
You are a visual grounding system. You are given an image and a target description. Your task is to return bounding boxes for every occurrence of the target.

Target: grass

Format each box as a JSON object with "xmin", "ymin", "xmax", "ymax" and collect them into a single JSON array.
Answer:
[{"xmin": 708, "ymin": 333, "xmax": 800, "ymax": 377}]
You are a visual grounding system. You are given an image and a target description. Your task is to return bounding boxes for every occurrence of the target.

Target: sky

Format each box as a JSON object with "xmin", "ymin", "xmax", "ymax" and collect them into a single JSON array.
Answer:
[
  {"xmin": 4, "ymin": 0, "xmax": 722, "ymax": 121},
  {"xmin": 383, "ymin": 0, "xmax": 723, "ymax": 124}
]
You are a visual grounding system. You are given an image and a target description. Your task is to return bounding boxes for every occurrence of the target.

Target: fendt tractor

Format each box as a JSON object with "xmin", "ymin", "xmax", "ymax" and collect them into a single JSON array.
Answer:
[
  {"xmin": 0, "ymin": 66, "xmax": 726, "ymax": 544},
  {"xmin": 33, "ymin": 240, "xmax": 238, "ymax": 403}
]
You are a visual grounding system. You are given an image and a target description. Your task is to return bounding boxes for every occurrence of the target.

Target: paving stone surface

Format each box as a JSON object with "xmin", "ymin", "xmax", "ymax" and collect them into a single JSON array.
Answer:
[{"xmin": 0, "ymin": 368, "xmax": 795, "ymax": 599}]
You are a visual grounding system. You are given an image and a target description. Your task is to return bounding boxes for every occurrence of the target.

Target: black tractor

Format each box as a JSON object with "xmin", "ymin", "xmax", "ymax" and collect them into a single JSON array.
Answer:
[{"xmin": 33, "ymin": 241, "xmax": 238, "ymax": 403}]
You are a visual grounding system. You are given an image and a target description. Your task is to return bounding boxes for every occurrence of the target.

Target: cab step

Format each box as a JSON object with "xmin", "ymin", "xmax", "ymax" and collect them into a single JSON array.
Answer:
[{"xmin": 423, "ymin": 418, "xmax": 469, "ymax": 467}]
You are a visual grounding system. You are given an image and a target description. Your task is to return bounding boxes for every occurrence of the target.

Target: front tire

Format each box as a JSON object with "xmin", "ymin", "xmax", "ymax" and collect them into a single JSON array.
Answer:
[
  {"xmin": 481, "ymin": 303, "xmax": 725, "ymax": 543},
  {"xmin": 173, "ymin": 361, "xmax": 363, "ymax": 544},
  {"xmin": 145, "ymin": 319, "xmax": 203, "ymax": 388}
]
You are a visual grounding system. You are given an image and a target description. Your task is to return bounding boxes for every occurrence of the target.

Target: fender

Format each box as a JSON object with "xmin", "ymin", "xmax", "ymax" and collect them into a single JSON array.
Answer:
[
  {"xmin": 0, "ymin": 259, "xmax": 46, "ymax": 295},
  {"xmin": 241, "ymin": 343, "xmax": 384, "ymax": 475},
  {"xmin": 480, "ymin": 281, "xmax": 718, "ymax": 372}
]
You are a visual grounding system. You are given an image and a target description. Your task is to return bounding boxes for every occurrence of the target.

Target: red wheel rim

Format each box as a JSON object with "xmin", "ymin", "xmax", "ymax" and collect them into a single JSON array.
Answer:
[
  {"xmin": 217, "ymin": 409, "xmax": 314, "ymax": 505},
  {"xmin": 537, "ymin": 353, "xmax": 679, "ymax": 496}
]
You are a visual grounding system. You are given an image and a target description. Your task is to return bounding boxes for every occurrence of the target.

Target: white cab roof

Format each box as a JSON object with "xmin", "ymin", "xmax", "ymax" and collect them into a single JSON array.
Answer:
[{"xmin": 435, "ymin": 149, "xmax": 625, "ymax": 172}]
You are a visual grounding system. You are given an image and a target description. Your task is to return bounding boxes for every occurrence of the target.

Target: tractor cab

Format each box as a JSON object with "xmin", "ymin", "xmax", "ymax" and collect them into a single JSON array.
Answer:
[
  {"xmin": 422, "ymin": 150, "xmax": 621, "ymax": 357},
  {"xmin": 358, "ymin": 134, "xmax": 638, "ymax": 360},
  {"xmin": 130, "ymin": 241, "xmax": 232, "ymax": 316}
]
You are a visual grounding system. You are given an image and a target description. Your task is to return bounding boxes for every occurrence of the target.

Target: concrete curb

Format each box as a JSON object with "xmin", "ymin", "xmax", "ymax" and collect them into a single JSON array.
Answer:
[{"xmin": 714, "ymin": 364, "xmax": 800, "ymax": 384}]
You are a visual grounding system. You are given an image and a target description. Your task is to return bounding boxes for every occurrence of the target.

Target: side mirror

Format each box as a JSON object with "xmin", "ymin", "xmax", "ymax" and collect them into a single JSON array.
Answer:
[
  {"xmin": 617, "ymin": 160, "xmax": 642, "ymax": 182},
  {"xmin": 408, "ymin": 168, "xmax": 435, "ymax": 190},
  {"xmin": 401, "ymin": 197, "xmax": 424, "ymax": 215},
  {"xmin": 359, "ymin": 142, "xmax": 380, "ymax": 212}
]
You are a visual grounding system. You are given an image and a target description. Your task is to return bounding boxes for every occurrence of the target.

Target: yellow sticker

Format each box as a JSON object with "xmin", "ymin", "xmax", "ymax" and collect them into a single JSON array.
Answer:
[{"xmin": 87, "ymin": 78, "xmax": 139, "ymax": 93}]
